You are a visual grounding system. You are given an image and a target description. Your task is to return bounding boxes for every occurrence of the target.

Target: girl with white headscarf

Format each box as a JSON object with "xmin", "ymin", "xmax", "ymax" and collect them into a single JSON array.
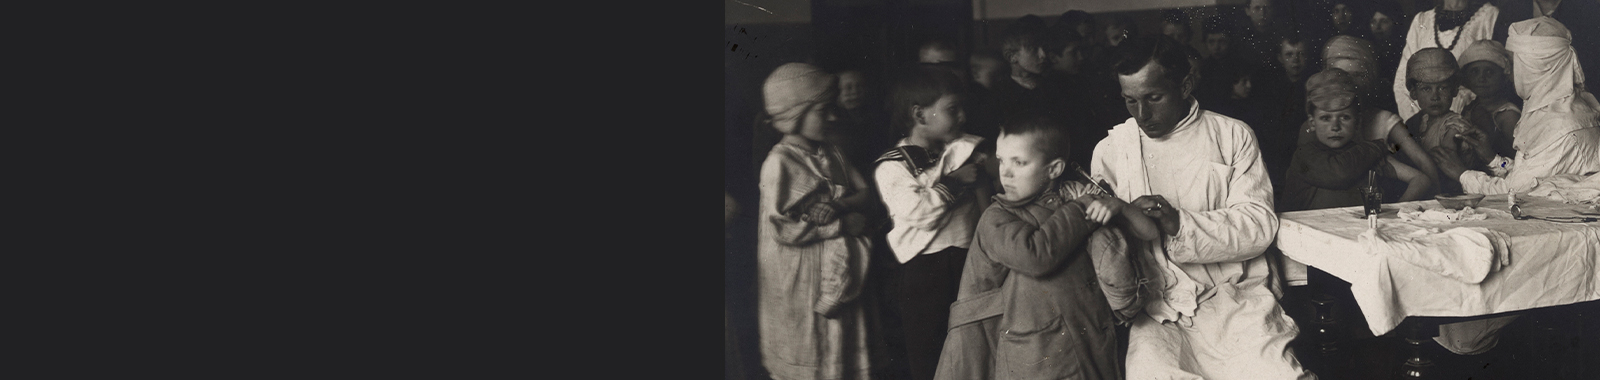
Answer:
[{"xmin": 1447, "ymin": 17, "xmax": 1600, "ymax": 195}]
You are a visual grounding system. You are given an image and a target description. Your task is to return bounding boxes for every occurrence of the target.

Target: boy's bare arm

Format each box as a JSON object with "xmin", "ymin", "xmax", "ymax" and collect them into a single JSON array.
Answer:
[{"xmin": 1384, "ymin": 157, "xmax": 1433, "ymax": 202}]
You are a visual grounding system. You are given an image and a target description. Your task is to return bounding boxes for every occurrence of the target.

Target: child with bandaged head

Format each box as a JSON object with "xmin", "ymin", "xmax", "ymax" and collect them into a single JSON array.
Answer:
[{"xmin": 755, "ymin": 62, "xmax": 876, "ymax": 380}]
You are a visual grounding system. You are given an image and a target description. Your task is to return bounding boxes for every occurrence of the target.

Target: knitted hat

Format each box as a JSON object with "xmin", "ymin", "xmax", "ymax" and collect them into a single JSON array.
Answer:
[
  {"xmin": 1407, "ymin": 47, "xmax": 1460, "ymax": 83},
  {"xmin": 1306, "ymin": 68, "xmax": 1359, "ymax": 113},
  {"xmin": 1459, "ymin": 39, "xmax": 1511, "ymax": 74},
  {"xmin": 762, "ymin": 63, "xmax": 839, "ymax": 134}
]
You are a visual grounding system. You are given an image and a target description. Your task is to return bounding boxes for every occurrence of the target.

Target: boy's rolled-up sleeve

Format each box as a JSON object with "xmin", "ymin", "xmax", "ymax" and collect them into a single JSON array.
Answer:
[{"xmin": 979, "ymin": 201, "xmax": 1097, "ymax": 277}]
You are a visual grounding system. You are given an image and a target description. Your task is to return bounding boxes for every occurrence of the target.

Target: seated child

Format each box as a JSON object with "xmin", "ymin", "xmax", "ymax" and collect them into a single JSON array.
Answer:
[
  {"xmin": 755, "ymin": 62, "xmax": 876, "ymax": 380},
  {"xmin": 1282, "ymin": 68, "xmax": 1433, "ymax": 212},
  {"xmin": 930, "ymin": 113, "xmax": 1157, "ymax": 380},
  {"xmin": 1313, "ymin": 35, "xmax": 1442, "ymax": 198},
  {"xmin": 1457, "ymin": 40, "xmax": 1521, "ymax": 163},
  {"xmin": 1404, "ymin": 47, "xmax": 1476, "ymax": 194},
  {"xmin": 874, "ymin": 65, "xmax": 991, "ymax": 380}
]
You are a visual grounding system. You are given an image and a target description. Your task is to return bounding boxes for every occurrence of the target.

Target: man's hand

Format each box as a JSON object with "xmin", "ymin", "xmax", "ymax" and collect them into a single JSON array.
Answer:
[
  {"xmin": 1430, "ymin": 145, "xmax": 1469, "ymax": 181},
  {"xmin": 1130, "ymin": 195, "xmax": 1180, "ymax": 236}
]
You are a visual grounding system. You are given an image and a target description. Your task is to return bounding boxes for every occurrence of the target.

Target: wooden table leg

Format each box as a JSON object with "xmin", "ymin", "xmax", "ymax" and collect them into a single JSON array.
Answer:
[
  {"xmin": 1310, "ymin": 293, "xmax": 1342, "ymax": 355},
  {"xmin": 1400, "ymin": 318, "xmax": 1435, "ymax": 379}
]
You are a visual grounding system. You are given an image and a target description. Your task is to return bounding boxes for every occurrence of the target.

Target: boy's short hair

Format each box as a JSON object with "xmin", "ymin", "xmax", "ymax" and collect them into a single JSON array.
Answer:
[
  {"xmin": 1113, "ymin": 35, "xmax": 1195, "ymax": 88},
  {"xmin": 999, "ymin": 112, "xmax": 1073, "ymax": 163},
  {"xmin": 892, "ymin": 65, "xmax": 967, "ymax": 136},
  {"xmin": 1278, "ymin": 32, "xmax": 1305, "ymax": 52},
  {"xmin": 1001, "ymin": 18, "xmax": 1050, "ymax": 61},
  {"xmin": 1048, "ymin": 25, "xmax": 1086, "ymax": 53}
]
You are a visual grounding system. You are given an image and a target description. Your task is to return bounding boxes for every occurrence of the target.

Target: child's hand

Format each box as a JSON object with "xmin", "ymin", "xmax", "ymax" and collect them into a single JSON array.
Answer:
[
  {"xmin": 1085, "ymin": 196, "xmax": 1127, "ymax": 224},
  {"xmin": 804, "ymin": 202, "xmax": 841, "ymax": 224},
  {"xmin": 1453, "ymin": 129, "xmax": 1495, "ymax": 163}
]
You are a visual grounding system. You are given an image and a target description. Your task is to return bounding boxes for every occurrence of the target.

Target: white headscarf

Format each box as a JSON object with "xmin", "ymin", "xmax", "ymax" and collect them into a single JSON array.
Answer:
[{"xmin": 1507, "ymin": 17, "xmax": 1598, "ymax": 116}]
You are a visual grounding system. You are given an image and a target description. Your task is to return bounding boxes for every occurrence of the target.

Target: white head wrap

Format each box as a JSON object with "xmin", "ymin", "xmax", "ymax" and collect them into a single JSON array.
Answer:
[{"xmin": 1507, "ymin": 17, "xmax": 1597, "ymax": 115}]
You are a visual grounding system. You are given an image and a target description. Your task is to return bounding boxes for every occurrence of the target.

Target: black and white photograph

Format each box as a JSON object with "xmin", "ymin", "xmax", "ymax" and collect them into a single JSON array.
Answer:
[{"xmin": 726, "ymin": 1, "xmax": 1600, "ymax": 379}]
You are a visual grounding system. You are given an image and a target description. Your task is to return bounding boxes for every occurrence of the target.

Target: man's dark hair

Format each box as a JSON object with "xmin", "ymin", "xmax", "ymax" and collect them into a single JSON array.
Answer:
[
  {"xmin": 892, "ymin": 65, "xmax": 967, "ymax": 136},
  {"xmin": 1112, "ymin": 35, "xmax": 1196, "ymax": 88},
  {"xmin": 999, "ymin": 112, "xmax": 1073, "ymax": 163}
]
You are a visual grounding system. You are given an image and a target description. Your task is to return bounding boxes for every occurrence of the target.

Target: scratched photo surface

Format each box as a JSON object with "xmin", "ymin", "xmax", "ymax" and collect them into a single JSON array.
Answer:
[{"xmin": 726, "ymin": 1, "xmax": 1599, "ymax": 380}]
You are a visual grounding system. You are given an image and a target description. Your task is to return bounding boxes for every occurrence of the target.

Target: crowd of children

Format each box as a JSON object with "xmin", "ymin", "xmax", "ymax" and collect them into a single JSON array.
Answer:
[{"xmin": 735, "ymin": 2, "xmax": 1600, "ymax": 380}]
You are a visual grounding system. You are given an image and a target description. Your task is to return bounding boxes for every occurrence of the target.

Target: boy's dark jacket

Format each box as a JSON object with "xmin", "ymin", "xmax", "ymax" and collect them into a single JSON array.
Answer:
[{"xmin": 932, "ymin": 183, "xmax": 1122, "ymax": 380}]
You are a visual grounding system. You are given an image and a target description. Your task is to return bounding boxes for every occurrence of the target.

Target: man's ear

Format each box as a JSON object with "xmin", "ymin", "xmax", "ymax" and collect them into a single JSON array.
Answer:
[
  {"xmin": 912, "ymin": 104, "xmax": 926, "ymax": 126},
  {"xmin": 1047, "ymin": 158, "xmax": 1066, "ymax": 180}
]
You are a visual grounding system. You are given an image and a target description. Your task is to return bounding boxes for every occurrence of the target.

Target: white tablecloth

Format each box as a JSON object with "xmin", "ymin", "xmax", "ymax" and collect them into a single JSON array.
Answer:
[{"xmin": 1275, "ymin": 194, "xmax": 1600, "ymax": 335}]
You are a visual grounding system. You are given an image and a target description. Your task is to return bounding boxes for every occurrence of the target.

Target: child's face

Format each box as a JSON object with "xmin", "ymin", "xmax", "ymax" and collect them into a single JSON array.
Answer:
[
  {"xmin": 1462, "ymin": 61, "xmax": 1506, "ymax": 100},
  {"xmin": 1013, "ymin": 45, "xmax": 1049, "ymax": 75},
  {"xmin": 1163, "ymin": 22, "xmax": 1189, "ymax": 44},
  {"xmin": 1279, "ymin": 42, "xmax": 1306, "ymax": 78},
  {"xmin": 996, "ymin": 132, "xmax": 1060, "ymax": 202},
  {"xmin": 1231, "ymin": 75, "xmax": 1253, "ymax": 99},
  {"xmin": 916, "ymin": 94, "xmax": 965, "ymax": 142},
  {"xmin": 1371, "ymin": 12, "xmax": 1394, "ymax": 39},
  {"xmin": 1205, "ymin": 33, "xmax": 1231, "ymax": 58},
  {"xmin": 1411, "ymin": 79, "xmax": 1459, "ymax": 117},
  {"xmin": 1331, "ymin": 4, "xmax": 1353, "ymax": 30},
  {"xmin": 1312, "ymin": 106, "xmax": 1359, "ymax": 148},
  {"xmin": 797, "ymin": 101, "xmax": 839, "ymax": 142},
  {"xmin": 838, "ymin": 71, "xmax": 866, "ymax": 111},
  {"xmin": 1052, "ymin": 43, "xmax": 1083, "ymax": 74}
]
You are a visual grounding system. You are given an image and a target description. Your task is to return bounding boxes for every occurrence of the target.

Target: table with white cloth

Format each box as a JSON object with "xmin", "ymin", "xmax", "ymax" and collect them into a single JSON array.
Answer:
[{"xmin": 1274, "ymin": 193, "xmax": 1600, "ymax": 377}]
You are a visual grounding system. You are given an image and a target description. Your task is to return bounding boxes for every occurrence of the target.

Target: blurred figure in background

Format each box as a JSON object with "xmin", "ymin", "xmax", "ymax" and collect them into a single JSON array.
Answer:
[{"xmin": 1161, "ymin": 9, "xmax": 1194, "ymax": 47}]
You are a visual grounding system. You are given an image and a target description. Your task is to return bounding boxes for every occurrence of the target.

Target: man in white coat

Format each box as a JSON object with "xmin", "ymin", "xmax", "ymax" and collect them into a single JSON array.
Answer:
[{"xmin": 1090, "ymin": 35, "xmax": 1315, "ymax": 380}]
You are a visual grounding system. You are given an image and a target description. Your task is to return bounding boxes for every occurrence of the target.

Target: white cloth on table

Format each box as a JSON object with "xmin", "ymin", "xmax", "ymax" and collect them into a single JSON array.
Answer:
[
  {"xmin": 1275, "ymin": 196, "xmax": 1600, "ymax": 336},
  {"xmin": 1359, "ymin": 226, "xmax": 1510, "ymax": 284}
]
